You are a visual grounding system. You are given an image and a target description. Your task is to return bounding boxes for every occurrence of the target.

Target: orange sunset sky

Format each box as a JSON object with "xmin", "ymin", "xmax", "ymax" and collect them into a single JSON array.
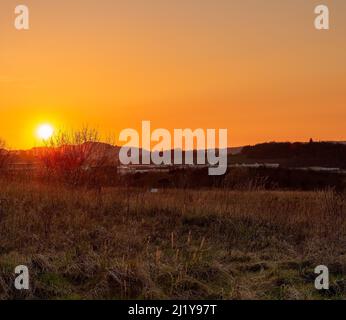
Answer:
[{"xmin": 0, "ymin": 0, "xmax": 345, "ymax": 149}]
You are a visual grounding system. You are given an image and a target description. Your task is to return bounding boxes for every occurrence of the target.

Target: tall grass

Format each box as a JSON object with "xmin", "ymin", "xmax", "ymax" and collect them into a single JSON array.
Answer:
[{"xmin": 0, "ymin": 180, "xmax": 345, "ymax": 299}]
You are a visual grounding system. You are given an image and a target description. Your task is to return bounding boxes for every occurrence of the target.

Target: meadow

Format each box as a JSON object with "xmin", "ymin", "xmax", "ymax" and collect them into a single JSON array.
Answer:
[{"xmin": 0, "ymin": 180, "xmax": 345, "ymax": 300}]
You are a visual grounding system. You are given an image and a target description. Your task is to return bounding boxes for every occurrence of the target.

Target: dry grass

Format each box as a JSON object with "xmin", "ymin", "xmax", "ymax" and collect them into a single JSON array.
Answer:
[{"xmin": 0, "ymin": 180, "xmax": 345, "ymax": 300}]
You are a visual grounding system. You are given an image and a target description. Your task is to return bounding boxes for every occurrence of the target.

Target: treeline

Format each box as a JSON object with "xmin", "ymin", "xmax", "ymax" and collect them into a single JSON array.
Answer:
[
  {"xmin": 241, "ymin": 142, "xmax": 346, "ymax": 168},
  {"xmin": 121, "ymin": 167, "xmax": 346, "ymax": 192}
]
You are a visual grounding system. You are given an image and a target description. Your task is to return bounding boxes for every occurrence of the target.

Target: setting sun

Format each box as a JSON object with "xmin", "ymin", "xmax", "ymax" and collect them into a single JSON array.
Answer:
[{"xmin": 37, "ymin": 124, "xmax": 54, "ymax": 140}]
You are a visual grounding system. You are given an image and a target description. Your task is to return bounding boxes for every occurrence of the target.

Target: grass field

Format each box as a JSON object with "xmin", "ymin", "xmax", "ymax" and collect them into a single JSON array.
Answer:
[{"xmin": 0, "ymin": 181, "xmax": 345, "ymax": 300}]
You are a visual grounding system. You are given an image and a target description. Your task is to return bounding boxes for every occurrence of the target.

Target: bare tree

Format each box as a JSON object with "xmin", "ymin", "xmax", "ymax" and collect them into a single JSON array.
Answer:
[
  {"xmin": 0, "ymin": 138, "xmax": 10, "ymax": 170},
  {"xmin": 38, "ymin": 127, "xmax": 117, "ymax": 186}
]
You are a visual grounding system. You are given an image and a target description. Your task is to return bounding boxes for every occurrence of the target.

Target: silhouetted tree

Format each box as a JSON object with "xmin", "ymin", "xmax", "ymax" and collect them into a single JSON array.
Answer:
[
  {"xmin": 38, "ymin": 127, "xmax": 116, "ymax": 186},
  {"xmin": 0, "ymin": 138, "xmax": 10, "ymax": 170}
]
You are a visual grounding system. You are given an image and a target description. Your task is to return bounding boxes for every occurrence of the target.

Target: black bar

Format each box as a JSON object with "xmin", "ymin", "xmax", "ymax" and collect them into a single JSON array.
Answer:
[{"xmin": 0, "ymin": 300, "xmax": 343, "ymax": 318}]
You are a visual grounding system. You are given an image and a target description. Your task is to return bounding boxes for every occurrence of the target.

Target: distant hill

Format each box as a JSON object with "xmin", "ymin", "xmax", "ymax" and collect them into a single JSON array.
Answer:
[
  {"xmin": 8, "ymin": 142, "xmax": 121, "ymax": 167},
  {"xmin": 227, "ymin": 146, "xmax": 243, "ymax": 155},
  {"xmin": 237, "ymin": 141, "xmax": 346, "ymax": 168},
  {"xmin": 4, "ymin": 140, "xmax": 346, "ymax": 169}
]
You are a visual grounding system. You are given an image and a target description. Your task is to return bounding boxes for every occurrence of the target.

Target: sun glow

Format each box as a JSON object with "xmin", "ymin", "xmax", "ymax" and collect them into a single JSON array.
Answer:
[{"xmin": 37, "ymin": 124, "xmax": 54, "ymax": 140}]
